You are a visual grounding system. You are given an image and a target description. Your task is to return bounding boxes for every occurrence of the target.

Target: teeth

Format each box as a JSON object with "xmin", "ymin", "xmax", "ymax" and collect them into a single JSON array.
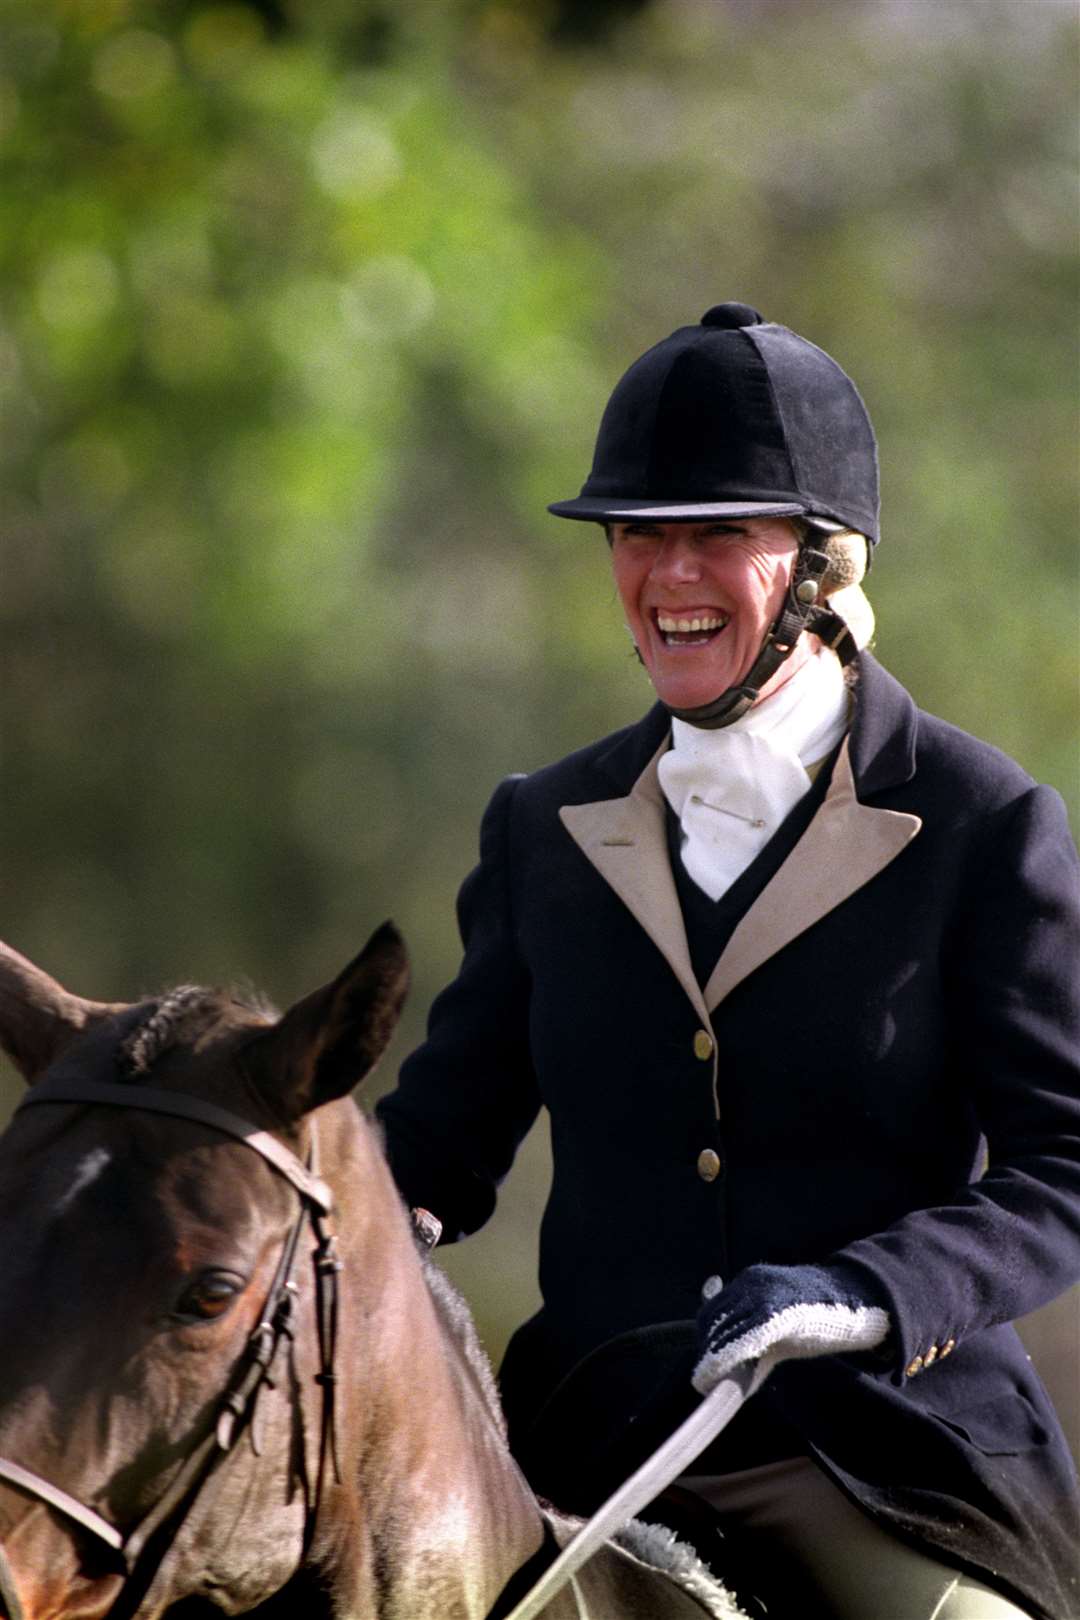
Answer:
[{"xmin": 657, "ymin": 612, "xmax": 729, "ymax": 633}]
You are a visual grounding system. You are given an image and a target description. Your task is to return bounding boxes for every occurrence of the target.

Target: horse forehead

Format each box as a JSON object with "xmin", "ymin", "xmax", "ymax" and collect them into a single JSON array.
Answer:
[
  {"xmin": 1, "ymin": 1102, "xmax": 295, "ymax": 1241},
  {"xmin": 53, "ymin": 1144, "xmax": 113, "ymax": 1215},
  {"xmin": 4, "ymin": 991, "xmax": 287, "ymax": 1176},
  {"xmin": 0, "ymin": 995, "xmax": 300, "ymax": 1242}
]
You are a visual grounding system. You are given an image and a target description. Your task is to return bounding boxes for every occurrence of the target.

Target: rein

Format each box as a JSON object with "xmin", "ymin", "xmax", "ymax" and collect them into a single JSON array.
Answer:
[{"xmin": 0, "ymin": 1070, "xmax": 343, "ymax": 1619}]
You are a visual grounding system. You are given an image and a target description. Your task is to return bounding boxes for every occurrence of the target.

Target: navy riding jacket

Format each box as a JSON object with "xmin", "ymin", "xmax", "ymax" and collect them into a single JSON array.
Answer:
[{"xmin": 377, "ymin": 654, "xmax": 1080, "ymax": 1620}]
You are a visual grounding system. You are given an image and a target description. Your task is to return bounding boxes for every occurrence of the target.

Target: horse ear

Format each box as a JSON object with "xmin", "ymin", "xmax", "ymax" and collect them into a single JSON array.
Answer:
[
  {"xmin": 0, "ymin": 942, "xmax": 128, "ymax": 1084},
  {"xmin": 240, "ymin": 922, "xmax": 409, "ymax": 1123}
]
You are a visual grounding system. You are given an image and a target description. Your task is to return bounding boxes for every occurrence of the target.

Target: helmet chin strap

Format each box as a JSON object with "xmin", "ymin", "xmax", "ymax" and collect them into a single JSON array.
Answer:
[{"xmin": 663, "ymin": 547, "xmax": 858, "ymax": 731}]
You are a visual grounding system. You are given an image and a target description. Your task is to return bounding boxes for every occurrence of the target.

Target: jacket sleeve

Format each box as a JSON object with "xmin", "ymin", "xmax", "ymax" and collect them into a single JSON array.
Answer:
[
  {"xmin": 831, "ymin": 782, "xmax": 1080, "ymax": 1384},
  {"xmin": 375, "ymin": 775, "xmax": 542, "ymax": 1241}
]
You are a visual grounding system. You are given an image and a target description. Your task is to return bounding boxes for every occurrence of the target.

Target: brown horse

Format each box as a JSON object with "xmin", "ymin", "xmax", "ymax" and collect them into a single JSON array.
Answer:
[{"xmin": 0, "ymin": 928, "xmax": 745, "ymax": 1619}]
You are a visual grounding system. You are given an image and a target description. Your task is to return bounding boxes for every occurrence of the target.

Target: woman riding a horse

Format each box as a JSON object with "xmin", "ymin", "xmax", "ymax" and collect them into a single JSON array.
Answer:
[{"xmin": 377, "ymin": 303, "xmax": 1080, "ymax": 1620}]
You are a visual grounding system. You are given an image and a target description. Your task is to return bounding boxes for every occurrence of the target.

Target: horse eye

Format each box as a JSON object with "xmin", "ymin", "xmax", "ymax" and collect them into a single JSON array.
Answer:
[{"xmin": 174, "ymin": 1271, "xmax": 244, "ymax": 1322}]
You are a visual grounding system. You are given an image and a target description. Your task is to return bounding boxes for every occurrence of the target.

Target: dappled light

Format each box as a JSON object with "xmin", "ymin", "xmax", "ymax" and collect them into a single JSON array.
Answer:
[{"xmin": 0, "ymin": 0, "xmax": 1076, "ymax": 1383}]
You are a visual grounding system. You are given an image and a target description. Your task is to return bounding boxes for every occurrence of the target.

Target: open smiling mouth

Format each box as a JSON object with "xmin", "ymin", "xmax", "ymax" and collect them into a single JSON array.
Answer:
[{"xmin": 654, "ymin": 610, "xmax": 731, "ymax": 647}]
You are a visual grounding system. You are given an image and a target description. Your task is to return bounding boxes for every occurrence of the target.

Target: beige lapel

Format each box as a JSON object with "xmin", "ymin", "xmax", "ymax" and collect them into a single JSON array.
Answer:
[
  {"xmin": 559, "ymin": 738, "xmax": 712, "ymax": 1028},
  {"xmin": 560, "ymin": 733, "xmax": 922, "ymax": 1022},
  {"xmin": 703, "ymin": 737, "xmax": 922, "ymax": 1008}
]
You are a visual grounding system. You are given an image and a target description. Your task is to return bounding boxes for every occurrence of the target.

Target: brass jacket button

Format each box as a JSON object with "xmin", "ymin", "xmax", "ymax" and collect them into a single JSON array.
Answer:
[
  {"xmin": 693, "ymin": 1029, "xmax": 714, "ymax": 1061},
  {"xmin": 697, "ymin": 1149, "xmax": 721, "ymax": 1182},
  {"xmin": 940, "ymin": 1338, "xmax": 956, "ymax": 1358},
  {"xmin": 906, "ymin": 1354, "xmax": 924, "ymax": 1378},
  {"xmin": 923, "ymin": 1344, "xmax": 939, "ymax": 1367}
]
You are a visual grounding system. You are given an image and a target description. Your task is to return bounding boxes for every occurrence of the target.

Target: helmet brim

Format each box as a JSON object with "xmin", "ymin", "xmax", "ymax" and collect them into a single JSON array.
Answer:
[{"xmin": 547, "ymin": 497, "xmax": 807, "ymax": 523}]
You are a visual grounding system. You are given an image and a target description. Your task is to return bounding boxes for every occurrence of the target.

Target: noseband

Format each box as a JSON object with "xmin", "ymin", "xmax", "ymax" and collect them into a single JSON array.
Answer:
[{"xmin": 0, "ymin": 1062, "xmax": 344, "ymax": 1620}]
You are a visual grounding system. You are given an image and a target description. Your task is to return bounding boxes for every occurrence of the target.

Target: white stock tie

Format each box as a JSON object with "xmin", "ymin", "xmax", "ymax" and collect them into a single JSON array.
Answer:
[{"xmin": 657, "ymin": 650, "xmax": 849, "ymax": 902}]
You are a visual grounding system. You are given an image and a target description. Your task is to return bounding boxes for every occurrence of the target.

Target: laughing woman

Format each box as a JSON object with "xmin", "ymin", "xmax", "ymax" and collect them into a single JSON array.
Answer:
[{"xmin": 377, "ymin": 304, "xmax": 1080, "ymax": 1620}]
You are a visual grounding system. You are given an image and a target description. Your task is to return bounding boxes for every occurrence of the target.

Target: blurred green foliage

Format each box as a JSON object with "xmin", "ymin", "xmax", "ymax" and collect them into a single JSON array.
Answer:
[{"xmin": 1, "ymin": 0, "xmax": 1077, "ymax": 1361}]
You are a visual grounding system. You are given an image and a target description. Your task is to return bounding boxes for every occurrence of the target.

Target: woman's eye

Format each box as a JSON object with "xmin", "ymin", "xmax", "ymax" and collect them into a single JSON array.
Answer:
[
  {"xmin": 174, "ymin": 1272, "xmax": 244, "ymax": 1322},
  {"xmin": 614, "ymin": 527, "xmax": 660, "ymax": 549}
]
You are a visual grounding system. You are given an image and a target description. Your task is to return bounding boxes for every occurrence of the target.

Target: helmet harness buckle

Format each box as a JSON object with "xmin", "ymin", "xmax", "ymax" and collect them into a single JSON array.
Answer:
[{"xmin": 663, "ymin": 541, "xmax": 858, "ymax": 731}]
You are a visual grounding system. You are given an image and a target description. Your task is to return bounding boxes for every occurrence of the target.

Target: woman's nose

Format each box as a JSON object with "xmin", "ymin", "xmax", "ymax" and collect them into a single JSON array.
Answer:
[{"xmin": 650, "ymin": 537, "xmax": 702, "ymax": 583}]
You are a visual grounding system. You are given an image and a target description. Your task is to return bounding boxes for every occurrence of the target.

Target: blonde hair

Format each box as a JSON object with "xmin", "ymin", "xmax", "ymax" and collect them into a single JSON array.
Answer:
[{"xmin": 817, "ymin": 529, "xmax": 875, "ymax": 649}]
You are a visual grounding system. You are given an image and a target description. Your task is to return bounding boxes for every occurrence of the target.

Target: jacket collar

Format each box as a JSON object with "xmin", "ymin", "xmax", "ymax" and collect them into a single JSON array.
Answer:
[
  {"xmin": 559, "ymin": 654, "xmax": 922, "ymax": 1016},
  {"xmin": 592, "ymin": 701, "xmax": 671, "ymax": 795},
  {"xmin": 846, "ymin": 652, "xmax": 919, "ymax": 798}
]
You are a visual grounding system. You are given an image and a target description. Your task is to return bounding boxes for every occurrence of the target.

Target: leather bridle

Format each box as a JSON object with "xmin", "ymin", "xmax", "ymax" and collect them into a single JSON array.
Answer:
[
  {"xmin": 0, "ymin": 1046, "xmax": 565, "ymax": 1620},
  {"xmin": 0, "ymin": 1068, "xmax": 344, "ymax": 1620}
]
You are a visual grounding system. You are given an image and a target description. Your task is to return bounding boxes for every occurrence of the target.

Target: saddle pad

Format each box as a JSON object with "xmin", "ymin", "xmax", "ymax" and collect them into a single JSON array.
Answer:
[{"xmin": 546, "ymin": 1511, "xmax": 749, "ymax": 1619}]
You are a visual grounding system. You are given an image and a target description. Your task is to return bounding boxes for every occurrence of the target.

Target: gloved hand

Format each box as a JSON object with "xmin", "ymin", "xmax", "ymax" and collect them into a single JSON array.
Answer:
[{"xmin": 693, "ymin": 1262, "xmax": 890, "ymax": 1397}]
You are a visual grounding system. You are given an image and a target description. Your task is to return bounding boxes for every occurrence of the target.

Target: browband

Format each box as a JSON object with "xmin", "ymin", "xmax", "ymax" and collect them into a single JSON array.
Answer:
[{"xmin": 17, "ymin": 1078, "xmax": 334, "ymax": 1214}]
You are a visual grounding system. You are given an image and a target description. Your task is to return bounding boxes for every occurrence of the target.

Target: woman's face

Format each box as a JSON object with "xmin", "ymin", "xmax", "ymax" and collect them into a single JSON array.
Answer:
[{"xmin": 609, "ymin": 517, "xmax": 803, "ymax": 711}]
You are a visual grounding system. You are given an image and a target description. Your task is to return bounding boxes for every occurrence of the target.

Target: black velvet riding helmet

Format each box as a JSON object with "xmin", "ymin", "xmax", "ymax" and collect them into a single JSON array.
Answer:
[{"xmin": 548, "ymin": 302, "xmax": 879, "ymax": 545}]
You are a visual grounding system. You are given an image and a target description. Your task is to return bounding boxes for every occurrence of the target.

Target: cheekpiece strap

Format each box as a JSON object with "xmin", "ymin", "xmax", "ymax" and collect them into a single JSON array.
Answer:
[
  {"xmin": 663, "ymin": 545, "xmax": 848, "ymax": 730},
  {"xmin": 805, "ymin": 603, "xmax": 858, "ymax": 665}
]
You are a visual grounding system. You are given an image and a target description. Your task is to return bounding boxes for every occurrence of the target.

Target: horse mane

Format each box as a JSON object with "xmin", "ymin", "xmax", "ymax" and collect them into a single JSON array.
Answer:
[
  {"xmin": 419, "ymin": 1252, "xmax": 508, "ymax": 1441},
  {"xmin": 117, "ymin": 985, "xmax": 277, "ymax": 1079}
]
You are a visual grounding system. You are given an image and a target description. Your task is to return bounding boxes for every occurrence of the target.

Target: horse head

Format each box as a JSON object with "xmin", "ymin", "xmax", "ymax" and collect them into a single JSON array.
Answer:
[
  {"xmin": 0, "ymin": 932, "xmax": 740, "ymax": 1620},
  {"xmin": 0, "ymin": 925, "xmax": 409, "ymax": 1619}
]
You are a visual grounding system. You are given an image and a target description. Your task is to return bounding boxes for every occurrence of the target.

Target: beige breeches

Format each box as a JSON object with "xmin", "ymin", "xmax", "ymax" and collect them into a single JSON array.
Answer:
[{"xmin": 681, "ymin": 1457, "xmax": 1034, "ymax": 1620}]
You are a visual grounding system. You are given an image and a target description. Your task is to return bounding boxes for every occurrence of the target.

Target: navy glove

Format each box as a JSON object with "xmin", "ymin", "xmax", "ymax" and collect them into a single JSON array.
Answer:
[{"xmin": 693, "ymin": 1262, "xmax": 890, "ymax": 1397}]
